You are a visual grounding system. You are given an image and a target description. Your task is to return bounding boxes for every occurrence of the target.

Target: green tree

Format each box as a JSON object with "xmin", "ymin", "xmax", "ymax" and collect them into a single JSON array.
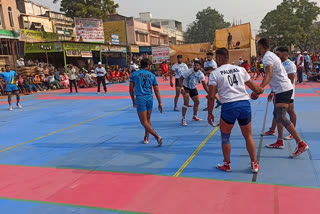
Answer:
[
  {"xmin": 184, "ymin": 7, "xmax": 230, "ymax": 44},
  {"xmin": 260, "ymin": 0, "xmax": 320, "ymax": 50},
  {"xmin": 53, "ymin": 0, "xmax": 119, "ymax": 20}
]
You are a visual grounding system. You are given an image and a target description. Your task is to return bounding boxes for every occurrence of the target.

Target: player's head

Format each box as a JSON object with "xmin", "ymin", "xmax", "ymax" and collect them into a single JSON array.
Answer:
[
  {"xmin": 177, "ymin": 55, "xmax": 183, "ymax": 63},
  {"xmin": 215, "ymin": 48, "xmax": 229, "ymax": 67},
  {"xmin": 257, "ymin": 38, "xmax": 270, "ymax": 57},
  {"xmin": 206, "ymin": 51, "xmax": 214, "ymax": 61},
  {"xmin": 193, "ymin": 60, "xmax": 201, "ymax": 71},
  {"xmin": 276, "ymin": 46, "xmax": 289, "ymax": 61},
  {"xmin": 140, "ymin": 58, "xmax": 152, "ymax": 71},
  {"xmin": 5, "ymin": 65, "xmax": 10, "ymax": 72}
]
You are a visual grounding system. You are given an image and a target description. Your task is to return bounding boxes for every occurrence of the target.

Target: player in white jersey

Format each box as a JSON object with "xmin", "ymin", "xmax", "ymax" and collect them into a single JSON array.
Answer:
[
  {"xmin": 253, "ymin": 39, "xmax": 309, "ymax": 158},
  {"xmin": 264, "ymin": 47, "xmax": 298, "ymax": 148},
  {"xmin": 203, "ymin": 51, "xmax": 222, "ymax": 111},
  {"xmin": 207, "ymin": 48, "xmax": 264, "ymax": 173},
  {"xmin": 170, "ymin": 55, "xmax": 189, "ymax": 111},
  {"xmin": 179, "ymin": 60, "xmax": 208, "ymax": 126}
]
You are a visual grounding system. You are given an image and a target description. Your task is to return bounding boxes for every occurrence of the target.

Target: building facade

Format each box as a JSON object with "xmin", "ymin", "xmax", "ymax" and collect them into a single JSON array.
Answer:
[
  {"xmin": 137, "ymin": 12, "xmax": 184, "ymax": 45},
  {"xmin": 0, "ymin": 0, "xmax": 21, "ymax": 68},
  {"xmin": 44, "ymin": 11, "xmax": 74, "ymax": 40}
]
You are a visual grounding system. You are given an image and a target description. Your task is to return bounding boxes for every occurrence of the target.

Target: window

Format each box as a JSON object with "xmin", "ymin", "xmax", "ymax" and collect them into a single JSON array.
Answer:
[
  {"xmin": 139, "ymin": 33, "xmax": 145, "ymax": 42},
  {"xmin": 135, "ymin": 32, "xmax": 139, "ymax": 42},
  {"xmin": 8, "ymin": 7, "xmax": 14, "ymax": 27}
]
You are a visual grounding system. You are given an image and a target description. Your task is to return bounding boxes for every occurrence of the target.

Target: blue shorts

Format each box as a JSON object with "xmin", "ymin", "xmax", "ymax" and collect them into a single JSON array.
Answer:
[
  {"xmin": 221, "ymin": 100, "xmax": 251, "ymax": 126},
  {"xmin": 136, "ymin": 95, "xmax": 153, "ymax": 112},
  {"xmin": 6, "ymin": 84, "xmax": 19, "ymax": 92}
]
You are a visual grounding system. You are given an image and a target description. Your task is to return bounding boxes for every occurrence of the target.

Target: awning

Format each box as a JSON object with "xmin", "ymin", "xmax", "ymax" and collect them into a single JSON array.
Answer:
[
  {"xmin": 0, "ymin": 29, "xmax": 20, "ymax": 39},
  {"xmin": 136, "ymin": 30, "xmax": 149, "ymax": 35}
]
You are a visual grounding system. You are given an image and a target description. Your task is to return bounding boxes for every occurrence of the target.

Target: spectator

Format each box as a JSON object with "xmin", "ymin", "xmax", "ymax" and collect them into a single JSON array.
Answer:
[
  {"xmin": 161, "ymin": 61, "xmax": 169, "ymax": 81},
  {"xmin": 95, "ymin": 62, "xmax": 107, "ymax": 94},
  {"xmin": 84, "ymin": 71, "xmax": 96, "ymax": 87},
  {"xmin": 48, "ymin": 73, "xmax": 60, "ymax": 89},
  {"xmin": 60, "ymin": 72, "xmax": 69, "ymax": 88},
  {"xmin": 65, "ymin": 64, "xmax": 78, "ymax": 93}
]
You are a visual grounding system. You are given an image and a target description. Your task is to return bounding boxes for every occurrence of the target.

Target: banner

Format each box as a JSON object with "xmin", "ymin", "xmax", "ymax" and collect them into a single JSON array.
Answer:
[
  {"xmin": 215, "ymin": 23, "xmax": 252, "ymax": 49},
  {"xmin": 25, "ymin": 42, "xmax": 57, "ymax": 53},
  {"xmin": 101, "ymin": 45, "xmax": 126, "ymax": 53},
  {"xmin": 103, "ymin": 21, "xmax": 127, "ymax": 45},
  {"xmin": 74, "ymin": 17, "xmax": 105, "ymax": 43},
  {"xmin": 81, "ymin": 51, "xmax": 93, "ymax": 58},
  {"xmin": 20, "ymin": 29, "xmax": 58, "ymax": 42},
  {"xmin": 152, "ymin": 46, "xmax": 170, "ymax": 64},
  {"xmin": 130, "ymin": 45, "xmax": 139, "ymax": 53},
  {"xmin": 66, "ymin": 50, "xmax": 82, "ymax": 57}
]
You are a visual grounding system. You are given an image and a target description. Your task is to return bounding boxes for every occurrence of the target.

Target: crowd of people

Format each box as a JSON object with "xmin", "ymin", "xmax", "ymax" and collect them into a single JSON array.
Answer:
[{"xmin": 0, "ymin": 60, "xmax": 131, "ymax": 96}]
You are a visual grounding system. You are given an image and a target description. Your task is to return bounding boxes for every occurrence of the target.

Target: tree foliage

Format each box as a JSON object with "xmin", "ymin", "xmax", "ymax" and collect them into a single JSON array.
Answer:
[
  {"xmin": 53, "ymin": 0, "xmax": 119, "ymax": 20},
  {"xmin": 260, "ymin": 0, "xmax": 320, "ymax": 50},
  {"xmin": 184, "ymin": 7, "xmax": 230, "ymax": 44}
]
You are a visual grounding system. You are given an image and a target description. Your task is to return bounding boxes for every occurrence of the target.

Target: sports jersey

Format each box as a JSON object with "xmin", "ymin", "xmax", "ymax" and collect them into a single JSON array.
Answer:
[
  {"xmin": 130, "ymin": 69, "xmax": 158, "ymax": 96},
  {"xmin": 262, "ymin": 51, "xmax": 293, "ymax": 94},
  {"xmin": 182, "ymin": 68, "xmax": 205, "ymax": 89},
  {"xmin": 208, "ymin": 64, "xmax": 250, "ymax": 104},
  {"xmin": 204, "ymin": 60, "xmax": 217, "ymax": 69},
  {"xmin": 171, "ymin": 63, "xmax": 188, "ymax": 79},
  {"xmin": 0, "ymin": 70, "xmax": 17, "ymax": 84},
  {"xmin": 282, "ymin": 59, "xmax": 296, "ymax": 99}
]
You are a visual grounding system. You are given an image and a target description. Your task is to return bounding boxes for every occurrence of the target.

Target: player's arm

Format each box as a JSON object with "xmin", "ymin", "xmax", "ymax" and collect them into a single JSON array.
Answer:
[
  {"xmin": 202, "ymin": 80, "xmax": 209, "ymax": 94},
  {"xmin": 179, "ymin": 76, "xmax": 184, "ymax": 91},
  {"xmin": 169, "ymin": 67, "xmax": 174, "ymax": 86},
  {"xmin": 288, "ymin": 73, "xmax": 295, "ymax": 84},
  {"xmin": 129, "ymin": 82, "xmax": 135, "ymax": 107},
  {"xmin": 260, "ymin": 65, "xmax": 273, "ymax": 88},
  {"xmin": 245, "ymin": 79, "xmax": 264, "ymax": 95},
  {"xmin": 153, "ymin": 85, "xmax": 163, "ymax": 113},
  {"xmin": 207, "ymin": 85, "xmax": 218, "ymax": 126}
]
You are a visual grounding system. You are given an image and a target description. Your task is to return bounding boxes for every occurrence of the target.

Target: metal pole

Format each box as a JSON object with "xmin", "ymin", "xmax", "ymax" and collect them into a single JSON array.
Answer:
[
  {"xmin": 63, "ymin": 50, "xmax": 67, "ymax": 72},
  {"xmin": 11, "ymin": 40, "xmax": 17, "ymax": 71}
]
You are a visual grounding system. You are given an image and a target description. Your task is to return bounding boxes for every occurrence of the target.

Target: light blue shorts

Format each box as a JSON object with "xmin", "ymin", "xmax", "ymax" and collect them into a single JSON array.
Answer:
[
  {"xmin": 6, "ymin": 84, "xmax": 19, "ymax": 92},
  {"xmin": 136, "ymin": 95, "xmax": 153, "ymax": 112}
]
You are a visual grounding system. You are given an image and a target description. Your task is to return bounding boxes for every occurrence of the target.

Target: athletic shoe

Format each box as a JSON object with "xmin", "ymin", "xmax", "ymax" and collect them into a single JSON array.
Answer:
[
  {"xmin": 182, "ymin": 118, "xmax": 187, "ymax": 126},
  {"xmin": 217, "ymin": 161, "xmax": 232, "ymax": 172},
  {"xmin": 266, "ymin": 140, "xmax": 285, "ymax": 149},
  {"xmin": 97, "ymin": 92, "xmax": 101, "ymax": 94},
  {"xmin": 188, "ymin": 104, "xmax": 193, "ymax": 107},
  {"xmin": 192, "ymin": 116, "xmax": 203, "ymax": 121},
  {"xmin": 156, "ymin": 136, "xmax": 163, "ymax": 147},
  {"xmin": 203, "ymin": 107, "xmax": 208, "ymax": 111},
  {"xmin": 144, "ymin": 136, "xmax": 149, "ymax": 144},
  {"xmin": 17, "ymin": 103, "xmax": 22, "ymax": 109},
  {"xmin": 251, "ymin": 161, "xmax": 260, "ymax": 173},
  {"xmin": 174, "ymin": 107, "xmax": 179, "ymax": 111},
  {"xmin": 215, "ymin": 101, "xmax": 222, "ymax": 108},
  {"xmin": 284, "ymin": 134, "xmax": 294, "ymax": 140},
  {"xmin": 9, "ymin": 106, "xmax": 13, "ymax": 111},
  {"xmin": 261, "ymin": 129, "xmax": 276, "ymax": 136},
  {"xmin": 290, "ymin": 141, "xmax": 309, "ymax": 158}
]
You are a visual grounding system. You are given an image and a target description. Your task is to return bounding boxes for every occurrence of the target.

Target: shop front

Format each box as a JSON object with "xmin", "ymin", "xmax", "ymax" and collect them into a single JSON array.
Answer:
[
  {"xmin": 101, "ymin": 45, "xmax": 127, "ymax": 68},
  {"xmin": 0, "ymin": 29, "xmax": 21, "ymax": 69}
]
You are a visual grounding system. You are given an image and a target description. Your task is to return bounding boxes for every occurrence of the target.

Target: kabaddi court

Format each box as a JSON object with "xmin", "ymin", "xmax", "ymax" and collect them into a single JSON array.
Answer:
[{"xmin": 0, "ymin": 77, "xmax": 320, "ymax": 214}]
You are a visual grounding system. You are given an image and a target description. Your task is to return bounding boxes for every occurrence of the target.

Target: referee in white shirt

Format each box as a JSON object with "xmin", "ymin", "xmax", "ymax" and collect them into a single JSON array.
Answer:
[{"xmin": 95, "ymin": 62, "xmax": 107, "ymax": 94}]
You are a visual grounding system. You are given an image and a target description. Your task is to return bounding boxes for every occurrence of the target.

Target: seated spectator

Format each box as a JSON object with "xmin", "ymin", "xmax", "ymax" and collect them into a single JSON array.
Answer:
[
  {"xmin": 43, "ymin": 66, "xmax": 49, "ymax": 75},
  {"xmin": 84, "ymin": 71, "xmax": 96, "ymax": 87},
  {"xmin": 33, "ymin": 74, "xmax": 43, "ymax": 91},
  {"xmin": 54, "ymin": 69, "xmax": 60, "ymax": 82},
  {"xmin": 60, "ymin": 72, "xmax": 69, "ymax": 88},
  {"xmin": 23, "ymin": 75, "xmax": 37, "ymax": 93},
  {"xmin": 307, "ymin": 68, "xmax": 320, "ymax": 82},
  {"xmin": 17, "ymin": 75, "xmax": 25, "ymax": 94},
  {"xmin": 48, "ymin": 73, "xmax": 60, "ymax": 89}
]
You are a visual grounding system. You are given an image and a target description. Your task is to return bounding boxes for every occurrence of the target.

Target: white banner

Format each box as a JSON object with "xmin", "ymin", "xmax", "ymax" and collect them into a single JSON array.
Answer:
[
  {"xmin": 152, "ymin": 46, "xmax": 170, "ymax": 64},
  {"xmin": 74, "ymin": 17, "xmax": 105, "ymax": 43}
]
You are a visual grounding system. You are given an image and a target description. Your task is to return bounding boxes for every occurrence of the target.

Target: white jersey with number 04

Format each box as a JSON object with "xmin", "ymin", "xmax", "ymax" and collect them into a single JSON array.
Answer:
[
  {"xmin": 282, "ymin": 59, "xmax": 296, "ymax": 99},
  {"xmin": 208, "ymin": 64, "xmax": 250, "ymax": 104}
]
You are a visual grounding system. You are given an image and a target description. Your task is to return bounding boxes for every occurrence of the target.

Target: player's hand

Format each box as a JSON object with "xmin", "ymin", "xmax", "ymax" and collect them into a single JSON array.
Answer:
[
  {"xmin": 133, "ymin": 103, "xmax": 136, "ymax": 108},
  {"xmin": 251, "ymin": 92, "xmax": 259, "ymax": 100},
  {"xmin": 267, "ymin": 93, "xmax": 274, "ymax": 102},
  {"xmin": 258, "ymin": 86, "xmax": 264, "ymax": 95},
  {"xmin": 158, "ymin": 103, "xmax": 163, "ymax": 113},
  {"xmin": 170, "ymin": 82, "xmax": 173, "ymax": 87},
  {"xmin": 208, "ymin": 113, "xmax": 215, "ymax": 126}
]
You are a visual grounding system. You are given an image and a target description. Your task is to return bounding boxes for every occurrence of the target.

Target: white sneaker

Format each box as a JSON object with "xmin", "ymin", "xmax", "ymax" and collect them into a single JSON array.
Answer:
[
  {"xmin": 182, "ymin": 118, "xmax": 187, "ymax": 126},
  {"xmin": 9, "ymin": 107, "xmax": 13, "ymax": 111},
  {"xmin": 144, "ymin": 136, "xmax": 149, "ymax": 144},
  {"xmin": 156, "ymin": 136, "xmax": 163, "ymax": 147},
  {"xmin": 97, "ymin": 92, "xmax": 101, "ymax": 94},
  {"xmin": 284, "ymin": 134, "xmax": 294, "ymax": 140},
  {"xmin": 17, "ymin": 103, "xmax": 22, "ymax": 109}
]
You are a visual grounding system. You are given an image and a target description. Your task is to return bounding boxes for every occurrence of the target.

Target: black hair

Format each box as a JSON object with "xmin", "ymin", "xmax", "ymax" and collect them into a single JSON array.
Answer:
[
  {"xmin": 258, "ymin": 38, "xmax": 270, "ymax": 49},
  {"xmin": 206, "ymin": 52, "xmax": 214, "ymax": 56},
  {"xmin": 5, "ymin": 65, "xmax": 10, "ymax": 67},
  {"xmin": 177, "ymin": 55, "xmax": 183, "ymax": 59},
  {"xmin": 215, "ymin": 48, "xmax": 229, "ymax": 58},
  {"xmin": 193, "ymin": 60, "xmax": 201, "ymax": 66},
  {"xmin": 140, "ymin": 58, "xmax": 152, "ymax": 68},
  {"xmin": 276, "ymin": 46, "xmax": 289, "ymax": 53}
]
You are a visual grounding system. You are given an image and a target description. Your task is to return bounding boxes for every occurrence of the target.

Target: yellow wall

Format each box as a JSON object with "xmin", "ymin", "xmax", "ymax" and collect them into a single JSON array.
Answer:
[
  {"xmin": 215, "ymin": 23, "xmax": 252, "ymax": 49},
  {"xmin": 103, "ymin": 20, "xmax": 127, "ymax": 45}
]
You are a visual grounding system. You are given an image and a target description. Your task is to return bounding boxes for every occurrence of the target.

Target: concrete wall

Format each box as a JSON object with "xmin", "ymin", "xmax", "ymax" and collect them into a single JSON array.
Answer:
[
  {"xmin": 0, "ymin": 0, "xmax": 20, "ymax": 30},
  {"xmin": 20, "ymin": 14, "xmax": 53, "ymax": 32}
]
